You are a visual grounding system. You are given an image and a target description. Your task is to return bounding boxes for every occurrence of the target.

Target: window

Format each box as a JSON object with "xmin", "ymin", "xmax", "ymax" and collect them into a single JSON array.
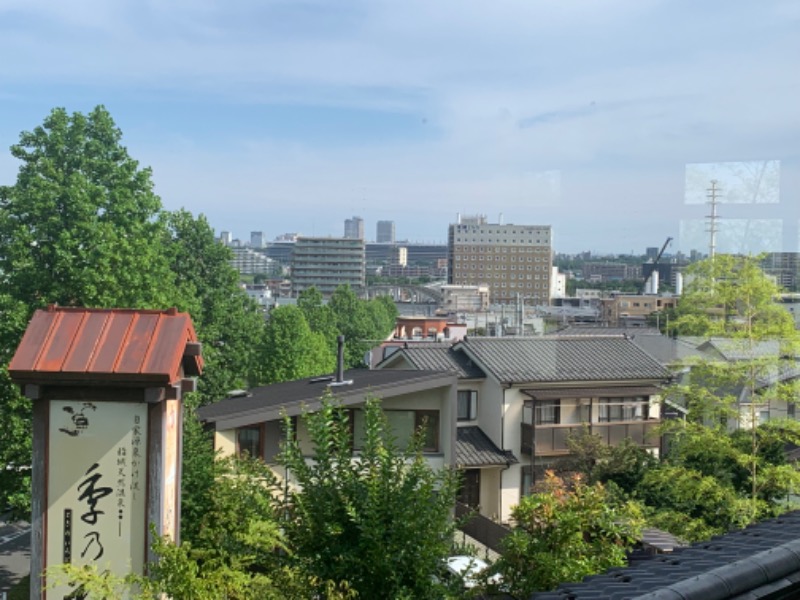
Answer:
[
  {"xmin": 352, "ymin": 409, "xmax": 440, "ymax": 452},
  {"xmin": 598, "ymin": 397, "xmax": 646, "ymax": 422},
  {"xmin": 535, "ymin": 400, "xmax": 560, "ymax": 425},
  {"xmin": 458, "ymin": 390, "xmax": 478, "ymax": 420},
  {"xmin": 236, "ymin": 425, "xmax": 262, "ymax": 458}
]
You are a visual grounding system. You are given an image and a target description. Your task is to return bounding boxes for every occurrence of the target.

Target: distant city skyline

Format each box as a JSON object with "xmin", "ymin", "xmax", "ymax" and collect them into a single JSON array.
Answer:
[{"xmin": 0, "ymin": 1, "xmax": 797, "ymax": 254}]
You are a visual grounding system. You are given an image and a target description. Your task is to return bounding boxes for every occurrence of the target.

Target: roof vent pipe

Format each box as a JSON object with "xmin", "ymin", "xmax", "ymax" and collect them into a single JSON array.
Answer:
[
  {"xmin": 329, "ymin": 335, "xmax": 353, "ymax": 387},
  {"xmin": 336, "ymin": 335, "xmax": 345, "ymax": 382}
]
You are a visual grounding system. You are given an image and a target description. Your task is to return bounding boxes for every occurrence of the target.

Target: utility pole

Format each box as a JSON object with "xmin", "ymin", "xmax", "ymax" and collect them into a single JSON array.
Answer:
[{"xmin": 706, "ymin": 180, "xmax": 722, "ymax": 259}]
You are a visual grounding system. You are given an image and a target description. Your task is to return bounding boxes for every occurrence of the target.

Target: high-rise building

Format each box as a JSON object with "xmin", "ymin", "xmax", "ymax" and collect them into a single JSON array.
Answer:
[
  {"xmin": 291, "ymin": 237, "xmax": 366, "ymax": 297},
  {"xmin": 219, "ymin": 231, "xmax": 232, "ymax": 245},
  {"xmin": 344, "ymin": 216, "xmax": 364, "ymax": 240},
  {"xmin": 447, "ymin": 215, "xmax": 552, "ymax": 305},
  {"xmin": 250, "ymin": 231, "xmax": 266, "ymax": 248},
  {"xmin": 376, "ymin": 220, "xmax": 395, "ymax": 243}
]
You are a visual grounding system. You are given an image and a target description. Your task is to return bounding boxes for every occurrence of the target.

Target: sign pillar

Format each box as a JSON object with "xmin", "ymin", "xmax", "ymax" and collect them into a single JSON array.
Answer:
[{"xmin": 9, "ymin": 307, "xmax": 203, "ymax": 599}]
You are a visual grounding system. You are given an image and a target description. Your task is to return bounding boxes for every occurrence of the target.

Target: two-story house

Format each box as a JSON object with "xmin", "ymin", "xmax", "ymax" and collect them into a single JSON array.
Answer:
[
  {"xmin": 378, "ymin": 336, "xmax": 671, "ymax": 522},
  {"xmin": 196, "ymin": 368, "xmax": 458, "ymax": 485}
]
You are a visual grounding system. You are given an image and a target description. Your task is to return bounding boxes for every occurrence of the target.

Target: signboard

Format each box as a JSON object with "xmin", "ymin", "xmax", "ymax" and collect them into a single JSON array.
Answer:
[{"xmin": 46, "ymin": 400, "xmax": 148, "ymax": 599}]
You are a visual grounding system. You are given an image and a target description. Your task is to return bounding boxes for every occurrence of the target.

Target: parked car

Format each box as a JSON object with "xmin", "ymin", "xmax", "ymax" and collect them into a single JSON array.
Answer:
[{"xmin": 443, "ymin": 555, "xmax": 502, "ymax": 590}]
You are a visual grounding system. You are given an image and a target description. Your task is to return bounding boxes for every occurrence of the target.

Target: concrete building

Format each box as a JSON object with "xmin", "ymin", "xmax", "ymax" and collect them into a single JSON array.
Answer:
[
  {"xmin": 601, "ymin": 294, "xmax": 680, "ymax": 327},
  {"xmin": 447, "ymin": 215, "xmax": 552, "ymax": 305},
  {"xmin": 439, "ymin": 284, "xmax": 490, "ymax": 313},
  {"xmin": 291, "ymin": 236, "xmax": 366, "ymax": 297},
  {"xmin": 230, "ymin": 247, "xmax": 280, "ymax": 276},
  {"xmin": 376, "ymin": 220, "xmax": 395, "ymax": 244},
  {"xmin": 344, "ymin": 216, "xmax": 365, "ymax": 240},
  {"xmin": 762, "ymin": 252, "xmax": 800, "ymax": 291},
  {"xmin": 219, "ymin": 230, "xmax": 232, "ymax": 245},
  {"xmin": 582, "ymin": 261, "xmax": 639, "ymax": 282},
  {"xmin": 551, "ymin": 267, "xmax": 567, "ymax": 299},
  {"xmin": 250, "ymin": 231, "xmax": 266, "ymax": 248}
]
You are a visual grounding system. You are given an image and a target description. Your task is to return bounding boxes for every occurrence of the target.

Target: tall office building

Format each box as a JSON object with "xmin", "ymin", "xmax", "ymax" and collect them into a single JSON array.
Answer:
[
  {"xmin": 447, "ymin": 215, "xmax": 552, "ymax": 305},
  {"xmin": 376, "ymin": 220, "xmax": 395, "ymax": 243},
  {"xmin": 219, "ymin": 231, "xmax": 232, "ymax": 245},
  {"xmin": 291, "ymin": 237, "xmax": 366, "ymax": 297},
  {"xmin": 250, "ymin": 231, "xmax": 266, "ymax": 248},
  {"xmin": 344, "ymin": 216, "xmax": 365, "ymax": 240}
]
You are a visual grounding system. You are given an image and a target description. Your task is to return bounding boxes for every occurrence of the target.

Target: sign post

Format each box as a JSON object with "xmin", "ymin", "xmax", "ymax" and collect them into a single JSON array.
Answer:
[{"xmin": 9, "ymin": 307, "xmax": 203, "ymax": 599}]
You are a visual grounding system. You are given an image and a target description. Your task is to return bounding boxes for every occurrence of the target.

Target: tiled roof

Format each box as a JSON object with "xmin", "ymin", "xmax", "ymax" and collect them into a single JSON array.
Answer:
[
  {"xmin": 456, "ymin": 426, "xmax": 517, "ymax": 467},
  {"xmin": 698, "ymin": 337, "xmax": 782, "ymax": 361},
  {"xmin": 455, "ymin": 337, "xmax": 671, "ymax": 384},
  {"xmin": 549, "ymin": 326, "xmax": 663, "ymax": 337},
  {"xmin": 533, "ymin": 510, "xmax": 800, "ymax": 599},
  {"xmin": 380, "ymin": 343, "xmax": 485, "ymax": 379},
  {"xmin": 196, "ymin": 369, "xmax": 455, "ymax": 430}
]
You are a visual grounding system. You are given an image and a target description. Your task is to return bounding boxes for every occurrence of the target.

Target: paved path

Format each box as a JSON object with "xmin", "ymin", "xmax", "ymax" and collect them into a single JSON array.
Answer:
[{"xmin": 0, "ymin": 517, "xmax": 31, "ymax": 593}]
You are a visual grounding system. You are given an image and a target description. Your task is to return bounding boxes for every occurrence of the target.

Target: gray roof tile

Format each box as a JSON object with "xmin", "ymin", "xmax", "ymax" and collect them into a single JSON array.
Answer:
[
  {"xmin": 389, "ymin": 343, "xmax": 486, "ymax": 379},
  {"xmin": 456, "ymin": 426, "xmax": 518, "ymax": 467},
  {"xmin": 456, "ymin": 337, "xmax": 671, "ymax": 384}
]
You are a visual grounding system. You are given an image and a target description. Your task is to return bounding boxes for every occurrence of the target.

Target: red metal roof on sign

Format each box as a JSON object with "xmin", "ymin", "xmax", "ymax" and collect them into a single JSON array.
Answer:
[{"xmin": 8, "ymin": 306, "xmax": 203, "ymax": 386}]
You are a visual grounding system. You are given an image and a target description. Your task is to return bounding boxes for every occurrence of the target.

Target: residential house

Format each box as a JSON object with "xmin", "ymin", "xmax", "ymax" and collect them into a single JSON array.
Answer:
[
  {"xmin": 195, "ymin": 369, "xmax": 458, "ymax": 485},
  {"xmin": 378, "ymin": 336, "xmax": 671, "ymax": 522}
]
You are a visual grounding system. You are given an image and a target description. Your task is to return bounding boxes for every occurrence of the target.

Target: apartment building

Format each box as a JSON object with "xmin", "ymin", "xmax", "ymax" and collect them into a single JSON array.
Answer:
[
  {"xmin": 447, "ymin": 215, "xmax": 552, "ymax": 305},
  {"xmin": 291, "ymin": 236, "xmax": 365, "ymax": 297}
]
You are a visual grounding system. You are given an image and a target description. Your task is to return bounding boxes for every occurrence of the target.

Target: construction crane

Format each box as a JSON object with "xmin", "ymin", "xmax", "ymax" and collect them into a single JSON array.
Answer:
[{"xmin": 641, "ymin": 237, "xmax": 673, "ymax": 294}]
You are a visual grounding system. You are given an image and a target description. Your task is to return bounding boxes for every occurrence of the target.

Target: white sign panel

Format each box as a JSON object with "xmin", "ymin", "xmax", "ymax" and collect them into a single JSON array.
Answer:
[{"xmin": 47, "ymin": 401, "xmax": 148, "ymax": 599}]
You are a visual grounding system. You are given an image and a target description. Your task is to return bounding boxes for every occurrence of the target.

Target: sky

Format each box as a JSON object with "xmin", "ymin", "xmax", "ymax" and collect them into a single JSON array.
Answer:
[{"xmin": 0, "ymin": 0, "xmax": 798, "ymax": 254}]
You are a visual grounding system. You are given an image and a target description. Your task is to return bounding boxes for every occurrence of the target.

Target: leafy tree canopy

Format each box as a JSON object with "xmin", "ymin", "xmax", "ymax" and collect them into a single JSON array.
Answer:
[
  {"xmin": 494, "ymin": 471, "xmax": 643, "ymax": 596},
  {"xmin": 277, "ymin": 396, "xmax": 459, "ymax": 599}
]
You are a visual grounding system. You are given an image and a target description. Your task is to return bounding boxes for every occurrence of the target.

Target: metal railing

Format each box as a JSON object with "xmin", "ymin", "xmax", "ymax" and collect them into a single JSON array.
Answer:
[{"xmin": 521, "ymin": 420, "xmax": 660, "ymax": 455}]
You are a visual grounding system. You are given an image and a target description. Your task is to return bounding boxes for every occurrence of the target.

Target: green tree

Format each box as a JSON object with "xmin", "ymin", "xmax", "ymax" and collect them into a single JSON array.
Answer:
[
  {"xmin": 637, "ymin": 466, "xmax": 757, "ymax": 539},
  {"xmin": 162, "ymin": 209, "xmax": 265, "ymax": 403},
  {"xmin": 261, "ymin": 306, "xmax": 334, "ymax": 384},
  {"xmin": 0, "ymin": 106, "xmax": 182, "ymax": 515},
  {"xmin": 297, "ymin": 287, "xmax": 337, "ymax": 349},
  {"xmin": 48, "ymin": 456, "xmax": 353, "ymax": 600},
  {"xmin": 493, "ymin": 471, "xmax": 643, "ymax": 596},
  {"xmin": 328, "ymin": 285, "xmax": 396, "ymax": 368},
  {"xmin": 278, "ymin": 396, "xmax": 459, "ymax": 599},
  {"xmin": 668, "ymin": 254, "xmax": 800, "ymax": 513},
  {"xmin": 0, "ymin": 106, "xmax": 178, "ymax": 309}
]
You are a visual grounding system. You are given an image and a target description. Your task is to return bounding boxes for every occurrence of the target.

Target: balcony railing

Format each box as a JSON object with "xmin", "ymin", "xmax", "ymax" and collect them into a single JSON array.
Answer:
[{"xmin": 520, "ymin": 420, "xmax": 660, "ymax": 456}]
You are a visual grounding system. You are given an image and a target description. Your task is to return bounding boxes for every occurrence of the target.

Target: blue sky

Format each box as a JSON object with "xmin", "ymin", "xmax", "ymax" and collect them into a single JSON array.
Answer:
[{"xmin": 0, "ymin": 0, "xmax": 798, "ymax": 253}]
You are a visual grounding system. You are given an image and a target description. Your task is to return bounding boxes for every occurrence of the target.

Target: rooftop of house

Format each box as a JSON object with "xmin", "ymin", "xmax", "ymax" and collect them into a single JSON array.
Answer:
[
  {"xmin": 532, "ymin": 510, "xmax": 800, "ymax": 600},
  {"xmin": 454, "ymin": 337, "xmax": 672, "ymax": 385},
  {"xmin": 378, "ymin": 342, "xmax": 486, "ymax": 379},
  {"xmin": 195, "ymin": 368, "xmax": 456, "ymax": 431},
  {"xmin": 456, "ymin": 426, "xmax": 517, "ymax": 467}
]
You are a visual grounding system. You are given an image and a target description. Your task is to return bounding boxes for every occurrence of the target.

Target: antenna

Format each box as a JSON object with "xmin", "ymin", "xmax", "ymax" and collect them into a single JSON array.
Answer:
[{"xmin": 706, "ymin": 180, "xmax": 721, "ymax": 259}]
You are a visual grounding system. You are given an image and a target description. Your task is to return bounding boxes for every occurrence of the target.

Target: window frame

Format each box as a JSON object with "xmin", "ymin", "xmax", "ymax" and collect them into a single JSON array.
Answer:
[
  {"xmin": 236, "ymin": 424, "xmax": 264, "ymax": 459},
  {"xmin": 457, "ymin": 390, "xmax": 478, "ymax": 421}
]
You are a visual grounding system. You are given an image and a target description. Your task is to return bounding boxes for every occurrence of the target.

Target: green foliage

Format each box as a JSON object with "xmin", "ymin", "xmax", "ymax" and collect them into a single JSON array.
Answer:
[
  {"xmin": 637, "ymin": 465, "xmax": 759, "ymax": 534},
  {"xmin": 494, "ymin": 472, "xmax": 643, "ymax": 596},
  {"xmin": 0, "ymin": 106, "xmax": 178, "ymax": 309},
  {"xmin": 261, "ymin": 305, "xmax": 335, "ymax": 384},
  {"xmin": 46, "ymin": 455, "xmax": 351, "ymax": 600},
  {"xmin": 162, "ymin": 209, "xmax": 266, "ymax": 403},
  {"xmin": 328, "ymin": 285, "xmax": 396, "ymax": 368},
  {"xmin": 671, "ymin": 254, "xmax": 796, "ymax": 339},
  {"xmin": 278, "ymin": 396, "xmax": 459, "ymax": 599},
  {"xmin": 559, "ymin": 428, "xmax": 656, "ymax": 495}
]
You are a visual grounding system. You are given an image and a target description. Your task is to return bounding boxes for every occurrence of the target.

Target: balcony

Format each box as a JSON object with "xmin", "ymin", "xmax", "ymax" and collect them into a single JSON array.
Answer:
[{"xmin": 520, "ymin": 420, "xmax": 660, "ymax": 456}]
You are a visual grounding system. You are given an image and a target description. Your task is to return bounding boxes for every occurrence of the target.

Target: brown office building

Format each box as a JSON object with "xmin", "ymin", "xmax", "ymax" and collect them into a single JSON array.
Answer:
[{"xmin": 447, "ymin": 215, "xmax": 552, "ymax": 305}]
